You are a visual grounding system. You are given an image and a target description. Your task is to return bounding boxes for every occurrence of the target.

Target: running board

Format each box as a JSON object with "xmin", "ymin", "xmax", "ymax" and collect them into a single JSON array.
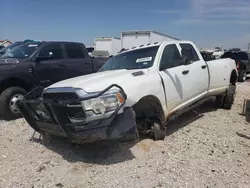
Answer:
[{"xmin": 167, "ymin": 96, "xmax": 214, "ymax": 123}]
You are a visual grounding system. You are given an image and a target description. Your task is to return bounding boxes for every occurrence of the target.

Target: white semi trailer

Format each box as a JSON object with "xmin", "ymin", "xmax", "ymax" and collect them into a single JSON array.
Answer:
[
  {"xmin": 94, "ymin": 37, "xmax": 121, "ymax": 56},
  {"xmin": 121, "ymin": 30, "xmax": 179, "ymax": 49}
]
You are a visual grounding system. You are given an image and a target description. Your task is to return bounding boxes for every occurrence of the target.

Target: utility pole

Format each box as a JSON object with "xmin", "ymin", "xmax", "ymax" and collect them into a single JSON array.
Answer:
[{"xmin": 248, "ymin": 42, "xmax": 250, "ymax": 51}]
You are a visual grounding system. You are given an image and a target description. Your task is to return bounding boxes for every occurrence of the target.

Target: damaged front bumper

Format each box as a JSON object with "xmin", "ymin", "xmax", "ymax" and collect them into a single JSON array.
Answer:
[{"xmin": 17, "ymin": 85, "xmax": 138, "ymax": 143}]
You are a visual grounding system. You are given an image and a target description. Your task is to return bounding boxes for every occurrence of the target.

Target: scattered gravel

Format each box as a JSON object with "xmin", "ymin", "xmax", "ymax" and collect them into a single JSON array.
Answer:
[{"xmin": 1, "ymin": 81, "xmax": 250, "ymax": 188}]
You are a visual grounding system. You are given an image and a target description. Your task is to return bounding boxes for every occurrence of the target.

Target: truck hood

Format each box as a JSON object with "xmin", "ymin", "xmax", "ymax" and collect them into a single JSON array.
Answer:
[{"xmin": 47, "ymin": 69, "xmax": 149, "ymax": 92}]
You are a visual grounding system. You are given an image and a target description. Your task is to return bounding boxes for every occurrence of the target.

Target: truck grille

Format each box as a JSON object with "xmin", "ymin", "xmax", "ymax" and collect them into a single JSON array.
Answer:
[
  {"xmin": 43, "ymin": 92, "xmax": 79, "ymax": 101},
  {"xmin": 42, "ymin": 92, "xmax": 85, "ymax": 121},
  {"xmin": 65, "ymin": 107, "xmax": 85, "ymax": 120}
]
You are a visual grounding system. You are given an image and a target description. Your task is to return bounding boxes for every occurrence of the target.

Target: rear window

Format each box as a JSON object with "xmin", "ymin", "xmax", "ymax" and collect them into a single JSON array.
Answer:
[
  {"xmin": 65, "ymin": 43, "xmax": 85, "ymax": 59},
  {"xmin": 221, "ymin": 52, "xmax": 248, "ymax": 60}
]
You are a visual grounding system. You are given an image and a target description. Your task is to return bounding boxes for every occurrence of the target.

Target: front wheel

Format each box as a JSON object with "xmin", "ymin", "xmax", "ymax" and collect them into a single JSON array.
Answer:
[
  {"xmin": 152, "ymin": 121, "xmax": 166, "ymax": 141},
  {"xmin": 0, "ymin": 87, "xmax": 27, "ymax": 120}
]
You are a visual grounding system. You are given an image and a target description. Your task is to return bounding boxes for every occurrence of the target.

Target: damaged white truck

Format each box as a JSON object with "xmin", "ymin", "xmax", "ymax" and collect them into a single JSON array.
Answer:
[{"xmin": 17, "ymin": 41, "xmax": 238, "ymax": 143}]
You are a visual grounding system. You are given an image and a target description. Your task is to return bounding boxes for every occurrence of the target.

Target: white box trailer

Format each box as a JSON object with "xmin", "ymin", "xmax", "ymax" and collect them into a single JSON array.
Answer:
[
  {"xmin": 94, "ymin": 37, "xmax": 121, "ymax": 56},
  {"xmin": 121, "ymin": 30, "xmax": 179, "ymax": 49}
]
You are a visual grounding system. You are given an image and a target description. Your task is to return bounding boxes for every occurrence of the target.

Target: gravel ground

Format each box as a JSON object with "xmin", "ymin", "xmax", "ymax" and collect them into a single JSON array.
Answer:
[{"xmin": 0, "ymin": 81, "xmax": 250, "ymax": 188}]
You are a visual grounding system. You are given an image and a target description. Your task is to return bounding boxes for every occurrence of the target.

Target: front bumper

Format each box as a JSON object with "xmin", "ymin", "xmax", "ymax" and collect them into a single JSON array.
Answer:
[{"xmin": 17, "ymin": 85, "xmax": 137, "ymax": 143}]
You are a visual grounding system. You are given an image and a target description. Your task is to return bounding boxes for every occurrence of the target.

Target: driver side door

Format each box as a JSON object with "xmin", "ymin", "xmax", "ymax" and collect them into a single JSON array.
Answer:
[
  {"xmin": 158, "ymin": 44, "xmax": 192, "ymax": 113},
  {"xmin": 33, "ymin": 43, "xmax": 68, "ymax": 87}
]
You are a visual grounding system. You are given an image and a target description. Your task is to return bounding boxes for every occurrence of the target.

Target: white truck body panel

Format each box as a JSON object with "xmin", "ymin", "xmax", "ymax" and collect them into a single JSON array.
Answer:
[
  {"xmin": 94, "ymin": 37, "xmax": 121, "ymax": 56},
  {"xmin": 121, "ymin": 30, "xmax": 179, "ymax": 49},
  {"xmin": 47, "ymin": 40, "xmax": 237, "ymax": 118}
]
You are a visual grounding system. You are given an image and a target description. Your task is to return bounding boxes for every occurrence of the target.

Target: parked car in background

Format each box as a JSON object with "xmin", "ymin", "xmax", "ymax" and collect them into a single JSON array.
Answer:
[
  {"xmin": 200, "ymin": 51, "xmax": 215, "ymax": 61},
  {"xmin": 17, "ymin": 40, "xmax": 237, "ymax": 143},
  {"xmin": 0, "ymin": 41, "xmax": 108, "ymax": 120},
  {"xmin": 221, "ymin": 51, "xmax": 250, "ymax": 82},
  {"xmin": 213, "ymin": 50, "xmax": 224, "ymax": 59}
]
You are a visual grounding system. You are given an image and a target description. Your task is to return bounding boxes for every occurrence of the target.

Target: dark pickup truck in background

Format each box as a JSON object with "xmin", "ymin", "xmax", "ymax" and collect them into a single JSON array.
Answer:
[
  {"xmin": 221, "ymin": 51, "xmax": 250, "ymax": 82},
  {"xmin": 0, "ymin": 41, "xmax": 108, "ymax": 120}
]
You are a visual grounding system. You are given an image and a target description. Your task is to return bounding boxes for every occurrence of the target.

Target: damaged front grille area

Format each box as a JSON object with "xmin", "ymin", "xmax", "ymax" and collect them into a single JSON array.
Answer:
[
  {"xmin": 17, "ymin": 84, "xmax": 127, "ymax": 141},
  {"xmin": 41, "ymin": 91, "xmax": 85, "ymax": 122},
  {"xmin": 65, "ymin": 106, "xmax": 86, "ymax": 120},
  {"xmin": 42, "ymin": 92, "xmax": 79, "ymax": 101}
]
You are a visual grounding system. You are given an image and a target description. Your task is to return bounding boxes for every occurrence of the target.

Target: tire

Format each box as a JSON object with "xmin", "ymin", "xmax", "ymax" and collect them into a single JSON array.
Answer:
[
  {"xmin": 0, "ymin": 87, "xmax": 27, "ymax": 121},
  {"xmin": 152, "ymin": 121, "xmax": 166, "ymax": 141},
  {"xmin": 246, "ymin": 112, "xmax": 250, "ymax": 123},
  {"xmin": 238, "ymin": 70, "xmax": 247, "ymax": 82},
  {"xmin": 215, "ymin": 95, "xmax": 224, "ymax": 108},
  {"xmin": 222, "ymin": 84, "xmax": 236, "ymax": 110}
]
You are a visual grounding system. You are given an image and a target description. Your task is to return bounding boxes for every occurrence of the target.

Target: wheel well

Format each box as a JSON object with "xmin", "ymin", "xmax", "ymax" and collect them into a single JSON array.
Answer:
[
  {"xmin": 0, "ymin": 78, "xmax": 29, "ymax": 94},
  {"xmin": 132, "ymin": 95, "xmax": 165, "ymax": 125},
  {"xmin": 230, "ymin": 70, "xmax": 238, "ymax": 84}
]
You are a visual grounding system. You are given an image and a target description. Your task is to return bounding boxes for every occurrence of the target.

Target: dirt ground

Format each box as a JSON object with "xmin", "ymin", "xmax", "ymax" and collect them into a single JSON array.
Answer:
[{"xmin": 0, "ymin": 81, "xmax": 250, "ymax": 188}]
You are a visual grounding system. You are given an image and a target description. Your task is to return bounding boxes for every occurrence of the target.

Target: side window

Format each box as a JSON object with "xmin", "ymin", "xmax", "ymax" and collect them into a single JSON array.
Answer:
[
  {"xmin": 180, "ymin": 43, "xmax": 200, "ymax": 62},
  {"xmin": 65, "ymin": 43, "xmax": 85, "ymax": 59},
  {"xmin": 160, "ymin": 44, "xmax": 182, "ymax": 70},
  {"xmin": 39, "ymin": 44, "xmax": 63, "ymax": 60}
]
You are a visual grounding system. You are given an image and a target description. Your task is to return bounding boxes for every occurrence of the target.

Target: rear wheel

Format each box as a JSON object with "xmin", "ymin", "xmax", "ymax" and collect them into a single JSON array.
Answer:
[
  {"xmin": 238, "ymin": 70, "xmax": 247, "ymax": 82},
  {"xmin": 215, "ymin": 84, "xmax": 236, "ymax": 110},
  {"xmin": 0, "ymin": 87, "xmax": 27, "ymax": 120},
  {"xmin": 222, "ymin": 84, "xmax": 236, "ymax": 110}
]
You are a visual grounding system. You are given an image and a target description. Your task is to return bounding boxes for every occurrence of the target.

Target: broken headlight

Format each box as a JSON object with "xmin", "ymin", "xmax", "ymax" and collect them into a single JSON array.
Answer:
[{"xmin": 81, "ymin": 91, "xmax": 124, "ymax": 115}]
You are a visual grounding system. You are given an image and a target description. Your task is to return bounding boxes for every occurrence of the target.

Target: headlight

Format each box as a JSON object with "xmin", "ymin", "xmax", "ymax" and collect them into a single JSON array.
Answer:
[{"xmin": 81, "ymin": 91, "xmax": 124, "ymax": 115}]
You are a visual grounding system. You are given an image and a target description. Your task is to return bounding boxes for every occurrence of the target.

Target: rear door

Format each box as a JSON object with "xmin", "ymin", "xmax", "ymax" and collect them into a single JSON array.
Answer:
[
  {"xmin": 178, "ymin": 43, "xmax": 209, "ymax": 103},
  {"xmin": 33, "ymin": 43, "xmax": 68, "ymax": 87},
  {"xmin": 63, "ymin": 43, "xmax": 94, "ymax": 79}
]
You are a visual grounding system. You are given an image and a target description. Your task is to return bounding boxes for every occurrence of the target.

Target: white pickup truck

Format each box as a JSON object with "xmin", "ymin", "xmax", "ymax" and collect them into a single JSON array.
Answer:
[{"xmin": 17, "ymin": 40, "xmax": 238, "ymax": 143}]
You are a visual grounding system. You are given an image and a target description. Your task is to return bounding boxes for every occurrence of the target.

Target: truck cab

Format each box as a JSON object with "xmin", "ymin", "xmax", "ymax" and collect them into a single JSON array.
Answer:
[{"xmin": 0, "ymin": 41, "xmax": 108, "ymax": 120}]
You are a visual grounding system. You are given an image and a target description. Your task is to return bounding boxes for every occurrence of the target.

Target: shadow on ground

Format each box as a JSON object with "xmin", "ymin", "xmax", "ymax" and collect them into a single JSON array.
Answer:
[
  {"xmin": 32, "ymin": 136, "xmax": 137, "ymax": 165},
  {"xmin": 30, "ymin": 99, "xmax": 218, "ymax": 165},
  {"xmin": 166, "ymin": 99, "xmax": 217, "ymax": 136}
]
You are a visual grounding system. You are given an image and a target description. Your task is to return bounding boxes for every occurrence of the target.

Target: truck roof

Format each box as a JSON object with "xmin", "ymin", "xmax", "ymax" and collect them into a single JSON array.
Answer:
[
  {"xmin": 120, "ymin": 40, "xmax": 194, "ymax": 53},
  {"xmin": 43, "ymin": 41, "xmax": 85, "ymax": 45},
  {"xmin": 121, "ymin": 30, "xmax": 180, "ymax": 40}
]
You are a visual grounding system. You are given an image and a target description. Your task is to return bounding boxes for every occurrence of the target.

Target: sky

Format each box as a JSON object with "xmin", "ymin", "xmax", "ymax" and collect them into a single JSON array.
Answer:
[{"xmin": 1, "ymin": 0, "xmax": 250, "ymax": 50}]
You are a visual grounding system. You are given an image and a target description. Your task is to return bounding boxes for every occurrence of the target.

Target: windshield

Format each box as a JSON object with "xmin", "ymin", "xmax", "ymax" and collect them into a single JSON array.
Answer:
[
  {"xmin": 0, "ymin": 42, "xmax": 22, "ymax": 56},
  {"xmin": 98, "ymin": 46, "xmax": 159, "ymax": 71},
  {"xmin": 1, "ymin": 43, "xmax": 42, "ymax": 59}
]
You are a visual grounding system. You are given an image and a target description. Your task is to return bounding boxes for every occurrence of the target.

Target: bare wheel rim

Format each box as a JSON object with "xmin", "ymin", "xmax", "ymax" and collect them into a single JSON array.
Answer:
[
  {"xmin": 243, "ymin": 72, "xmax": 246, "ymax": 81},
  {"xmin": 9, "ymin": 94, "xmax": 24, "ymax": 113}
]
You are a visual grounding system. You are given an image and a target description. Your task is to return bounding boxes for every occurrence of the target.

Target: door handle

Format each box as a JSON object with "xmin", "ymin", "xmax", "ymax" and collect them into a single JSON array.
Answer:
[
  {"xmin": 201, "ymin": 65, "xmax": 207, "ymax": 69},
  {"xmin": 182, "ymin": 70, "xmax": 189, "ymax": 75}
]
